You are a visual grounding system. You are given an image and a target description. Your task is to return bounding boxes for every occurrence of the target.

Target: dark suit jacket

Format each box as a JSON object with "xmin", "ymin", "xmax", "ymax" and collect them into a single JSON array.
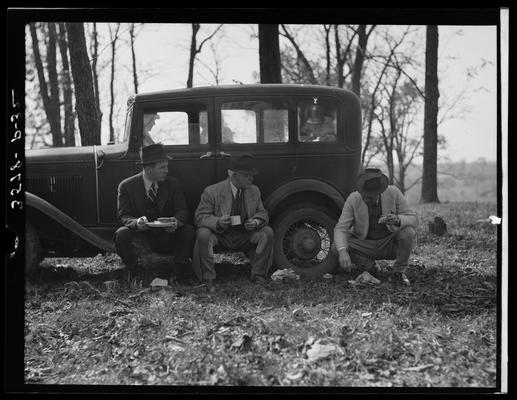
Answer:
[{"xmin": 117, "ymin": 172, "xmax": 188, "ymax": 230}]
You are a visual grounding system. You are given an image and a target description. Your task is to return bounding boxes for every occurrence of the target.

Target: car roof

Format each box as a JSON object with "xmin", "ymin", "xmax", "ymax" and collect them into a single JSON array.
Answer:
[{"xmin": 132, "ymin": 84, "xmax": 357, "ymax": 103}]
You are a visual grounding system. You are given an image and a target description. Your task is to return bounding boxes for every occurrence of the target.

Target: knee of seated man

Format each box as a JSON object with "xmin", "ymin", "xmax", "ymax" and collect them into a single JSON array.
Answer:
[
  {"xmin": 397, "ymin": 226, "xmax": 416, "ymax": 242},
  {"xmin": 196, "ymin": 227, "xmax": 214, "ymax": 243},
  {"xmin": 259, "ymin": 225, "xmax": 274, "ymax": 241},
  {"xmin": 115, "ymin": 226, "xmax": 132, "ymax": 243}
]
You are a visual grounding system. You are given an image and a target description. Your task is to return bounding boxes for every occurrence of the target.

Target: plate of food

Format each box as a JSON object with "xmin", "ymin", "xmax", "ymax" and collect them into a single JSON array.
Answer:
[{"xmin": 146, "ymin": 221, "xmax": 176, "ymax": 228}]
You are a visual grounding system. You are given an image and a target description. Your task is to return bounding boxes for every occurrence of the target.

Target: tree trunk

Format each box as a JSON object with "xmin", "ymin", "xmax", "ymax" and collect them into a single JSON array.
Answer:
[
  {"xmin": 109, "ymin": 23, "xmax": 120, "ymax": 143},
  {"xmin": 129, "ymin": 23, "xmax": 139, "ymax": 94},
  {"xmin": 323, "ymin": 25, "xmax": 331, "ymax": 86},
  {"xmin": 351, "ymin": 25, "xmax": 368, "ymax": 98},
  {"xmin": 187, "ymin": 23, "xmax": 200, "ymax": 88},
  {"xmin": 421, "ymin": 25, "xmax": 440, "ymax": 203},
  {"xmin": 334, "ymin": 25, "xmax": 346, "ymax": 88},
  {"xmin": 91, "ymin": 22, "xmax": 102, "ymax": 130},
  {"xmin": 46, "ymin": 23, "xmax": 63, "ymax": 147},
  {"xmin": 259, "ymin": 24, "xmax": 282, "ymax": 83},
  {"xmin": 57, "ymin": 22, "xmax": 75, "ymax": 146},
  {"xmin": 29, "ymin": 23, "xmax": 63, "ymax": 147},
  {"xmin": 66, "ymin": 22, "xmax": 101, "ymax": 146}
]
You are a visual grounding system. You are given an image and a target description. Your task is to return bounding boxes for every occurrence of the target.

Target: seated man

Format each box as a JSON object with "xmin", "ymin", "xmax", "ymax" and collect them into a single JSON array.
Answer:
[
  {"xmin": 114, "ymin": 143, "xmax": 195, "ymax": 282},
  {"xmin": 192, "ymin": 153, "xmax": 274, "ymax": 291},
  {"xmin": 333, "ymin": 168, "xmax": 418, "ymax": 285}
]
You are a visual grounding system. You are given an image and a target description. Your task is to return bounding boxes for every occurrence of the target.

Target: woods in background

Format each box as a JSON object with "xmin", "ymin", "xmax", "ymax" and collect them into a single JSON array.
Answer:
[{"xmin": 26, "ymin": 22, "xmax": 492, "ymax": 203}]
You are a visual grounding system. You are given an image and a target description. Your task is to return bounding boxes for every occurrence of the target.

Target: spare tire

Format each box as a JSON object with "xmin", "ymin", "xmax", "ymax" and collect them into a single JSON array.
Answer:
[
  {"xmin": 272, "ymin": 204, "xmax": 338, "ymax": 278},
  {"xmin": 25, "ymin": 222, "xmax": 42, "ymax": 274}
]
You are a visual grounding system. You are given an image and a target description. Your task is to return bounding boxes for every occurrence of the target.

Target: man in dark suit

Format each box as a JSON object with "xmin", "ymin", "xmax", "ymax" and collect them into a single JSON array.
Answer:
[
  {"xmin": 114, "ymin": 143, "xmax": 195, "ymax": 281},
  {"xmin": 193, "ymin": 153, "xmax": 274, "ymax": 292}
]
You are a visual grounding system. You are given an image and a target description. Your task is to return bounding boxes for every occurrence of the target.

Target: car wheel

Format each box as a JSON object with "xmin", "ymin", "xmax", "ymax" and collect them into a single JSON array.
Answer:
[
  {"xmin": 272, "ymin": 204, "xmax": 338, "ymax": 278},
  {"xmin": 25, "ymin": 222, "xmax": 42, "ymax": 274}
]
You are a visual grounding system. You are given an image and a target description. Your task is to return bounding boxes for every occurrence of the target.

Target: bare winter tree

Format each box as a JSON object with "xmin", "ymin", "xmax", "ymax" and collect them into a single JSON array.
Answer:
[
  {"xmin": 421, "ymin": 25, "xmax": 440, "ymax": 203},
  {"xmin": 29, "ymin": 22, "xmax": 63, "ymax": 147},
  {"xmin": 90, "ymin": 22, "xmax": 102, "ymax": 129},
  {"xmin": 361, "ymin": 27, "xmax": 410, "ymax": 165},
  {"xmin": 351, "ymin": 24, "xmax": 375, "ymax": 97},
  {"xmin": 108, "ymin": 23, "xmax": 121, "ymax": 143},
  {"xmin": 323, "ymin": 24, "xmax": 332, "ymax": 85},
  {"xmin": 259, "ymin": 24, "xmax": 282, "ymax": 83},
  {"xmin": 187, "ymin": 23, "xmax": 223, "ymax": 88},
  {"xmin": 334, "ymin": 25, "xmax": 357, "ymax": 88},
  {"xmin": 57, "ymin": 22, "xmax": 75, "ymax": 146},
  {"xmin": 280, "ymin": 24, "xmax": 317, "ymax": 85},
  {"xmin": 66, "ymin": 22, "xmax": 101, "ymax": 146},
  {"xmin": 128, "ymin": 23, "xmax": 139, "ymax": 94},
  {"xmin": 196, "ymin": 41, "xmax": 225, "ymax": 85}
]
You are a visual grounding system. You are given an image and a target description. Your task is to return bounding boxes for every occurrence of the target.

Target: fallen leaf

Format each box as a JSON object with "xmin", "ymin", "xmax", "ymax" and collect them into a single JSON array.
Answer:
[
  {"xmin": 285, "ymin": 370, "xmax": 304, "ymax": 381},
  {"xmin": 231, "ymin": 334, "xmax": 252, "ymax": 351},
  {"xmin": 306, "ymin": 340, "xmax": 340, "ymax": 362},
  {"xmin": 150, "ymin": 278, "xmax": 169, "ymax": 288},
  {"xmin": 292, "ymin": 308, "xmax": 309, "ymax": 322},
  {"xmin": 403, "ymin": 364, "xmax": 434, "ymax": 372}
]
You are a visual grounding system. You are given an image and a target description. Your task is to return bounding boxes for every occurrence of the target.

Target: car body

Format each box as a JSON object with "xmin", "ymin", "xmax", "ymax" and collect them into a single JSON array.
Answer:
[{"xmin": 26, "ymin": 84, "xmax": 362, "ymax": 277}]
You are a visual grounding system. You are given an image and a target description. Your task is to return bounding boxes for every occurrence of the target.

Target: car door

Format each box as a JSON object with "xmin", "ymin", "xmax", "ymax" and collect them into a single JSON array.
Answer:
[{"xmin": 97, "ymin": 97, "xmax": 218, "ymax": 227}]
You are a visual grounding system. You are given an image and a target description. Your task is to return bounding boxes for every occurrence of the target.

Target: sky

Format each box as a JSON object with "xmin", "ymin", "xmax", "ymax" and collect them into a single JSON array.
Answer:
[{"xmin": 34, "ymin": 22, "xmax": 499, "ymax": 163}]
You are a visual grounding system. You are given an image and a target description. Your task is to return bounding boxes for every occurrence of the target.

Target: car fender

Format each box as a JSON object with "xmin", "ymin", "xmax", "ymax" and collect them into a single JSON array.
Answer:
[
  {"xmin": 25, "ymin": 192, "xmax": 116, "ymax": 253},
  {"xmin": 264, "ymin": 178, "xmax": 345, "ymax": 214}
]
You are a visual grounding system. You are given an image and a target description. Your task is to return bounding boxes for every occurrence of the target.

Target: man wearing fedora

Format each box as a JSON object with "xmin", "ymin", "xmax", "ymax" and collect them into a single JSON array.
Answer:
[
  {"xmin": 114, "ymin": 143, "xmax": 195, "ymax": 281},
  {"xmin": 192, "ymin": 153, "xmax": 274, "ymax": 291},
  {"xmin": 333, "ymin": 168, "xmax": 418, "ymax": 285}
]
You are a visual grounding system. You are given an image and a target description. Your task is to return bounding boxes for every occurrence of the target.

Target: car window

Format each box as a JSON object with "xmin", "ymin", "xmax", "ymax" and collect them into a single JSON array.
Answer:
[
  {"xmin": 298, "ymin": 98, "xmax": 338, "ymax": 143},
  {"xmin": 221, "ymin": 100, "xmax": 289, "ymax": 144},
  {"xmin": 143, "ymin": 106, "xmax": 208, "ymax": 146}
]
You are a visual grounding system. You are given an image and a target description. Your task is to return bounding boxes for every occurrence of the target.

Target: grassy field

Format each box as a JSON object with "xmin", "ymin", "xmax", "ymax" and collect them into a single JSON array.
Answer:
[{"xmin": 24, "ymin": 201, "xmax": 499, "ymax": 389}]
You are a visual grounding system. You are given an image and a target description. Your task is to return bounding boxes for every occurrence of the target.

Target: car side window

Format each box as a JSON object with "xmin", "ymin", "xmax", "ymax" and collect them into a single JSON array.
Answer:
[
  {"xmin": 298, "ymin": 98, "xmax": 338, "ymax": 143},
  {"xmin": 143, "ymin": 106, "xmax": 208, "ymax": 146},
  {"xmin": 221, "ymin": 100, "xmax": 289, "ymax": 144}
]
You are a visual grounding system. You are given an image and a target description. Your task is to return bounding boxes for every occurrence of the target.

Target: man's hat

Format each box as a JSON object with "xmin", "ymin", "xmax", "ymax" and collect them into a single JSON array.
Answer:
[
  {"xmin": 228, "ymin": 153, "xmax": 258, "ymax": 175},
  {"xmin": 355, "ymin": 168, "xmax": 389, "ymax": 197},
  {"xmin": 136, "ymin": 143, "xmax": 172, "ymax": 165}
]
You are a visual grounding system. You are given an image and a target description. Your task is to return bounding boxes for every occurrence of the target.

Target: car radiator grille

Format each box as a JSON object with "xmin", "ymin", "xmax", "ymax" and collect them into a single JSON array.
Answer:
[{"xmin": 26, "ymin": 175, "xmax": 83, "ymax": 220}]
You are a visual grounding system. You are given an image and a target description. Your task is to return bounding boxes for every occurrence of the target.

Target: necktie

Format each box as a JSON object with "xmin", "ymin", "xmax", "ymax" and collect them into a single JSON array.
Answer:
[
  {"xmin": 235, "ymin": 189, "xmax": 246, "ymax": 221},
  {"xmin": 232, "ymin": 189, "xmax": 241, "ymax": 215},
  {"xmin": 148, "ymin": 182, "xmax": 157, "ymax": 203}
]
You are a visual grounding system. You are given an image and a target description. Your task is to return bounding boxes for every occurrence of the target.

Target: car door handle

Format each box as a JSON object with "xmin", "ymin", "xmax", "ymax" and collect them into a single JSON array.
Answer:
[
  {"xmin": 200, "ymin": 151, "xmax": 214, "ymax": 159},
  {"xmin": 219, "ymin": 151, "xmax": 231, "ymax": 158}
]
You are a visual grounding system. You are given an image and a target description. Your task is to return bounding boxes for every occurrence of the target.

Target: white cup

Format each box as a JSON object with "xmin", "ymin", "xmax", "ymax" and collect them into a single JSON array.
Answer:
[{"xmin": 230, "ymin": 215, "xmax": 242, "ymax": 226}]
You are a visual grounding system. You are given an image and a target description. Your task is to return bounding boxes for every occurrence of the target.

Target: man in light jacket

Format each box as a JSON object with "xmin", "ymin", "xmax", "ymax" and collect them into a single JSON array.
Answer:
[
  {"xmin": 333, "ymin": 168, "xmax": 418, "ymax": 285},
  {"xmin": 193, "ymin": 153, "xmax": 274, "ymax": 292}
]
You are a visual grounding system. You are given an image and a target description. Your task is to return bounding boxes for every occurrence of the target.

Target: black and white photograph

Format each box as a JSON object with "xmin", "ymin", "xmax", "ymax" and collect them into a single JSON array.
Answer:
[{"xmin": 5, "ymin": 7, "xmax": 507, "ymax": 394}]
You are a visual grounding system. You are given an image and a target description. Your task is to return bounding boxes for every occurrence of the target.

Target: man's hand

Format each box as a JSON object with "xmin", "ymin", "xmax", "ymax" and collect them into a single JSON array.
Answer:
[
  {"xmin": 164, "ymin": 217, "xmax": 178, "ymax": 233},
  {"xmin": 378, "ymin": 213, "xmax": 400, "ymax": 226},
  {"xmin": 244, "ymin": 219, "xmax": 259, "ymax": 231},
  {"xmin": 136, "ymin": 216, "xmax": 149, "ymax": 231},
  {"xmin": 338, "ymin": 248, "xmax": 353, "ymax": 272},
  {"xmin": 217, "ymin": 215, "xmax": 232, "ymax": 230}
]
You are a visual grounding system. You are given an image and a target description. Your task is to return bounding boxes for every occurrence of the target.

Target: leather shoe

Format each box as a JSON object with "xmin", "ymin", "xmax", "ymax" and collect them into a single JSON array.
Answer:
[{"xmin": 392, "ymin": 272, "xmax": 410, "ymax": 286}]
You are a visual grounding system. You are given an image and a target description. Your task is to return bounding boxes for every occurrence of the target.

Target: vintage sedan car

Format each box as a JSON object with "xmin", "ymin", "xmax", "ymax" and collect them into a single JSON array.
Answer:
[{"xmin": 25, "ymin": 84, "xmax": 362, "ymax": 278}]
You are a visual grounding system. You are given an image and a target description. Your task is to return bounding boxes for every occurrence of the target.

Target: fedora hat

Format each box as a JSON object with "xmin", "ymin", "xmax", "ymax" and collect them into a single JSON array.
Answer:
[
  {"xmin": 136, "ymin": 143, "xmax": 172, "ymax": 165},
  {"xmin": 228, "ymin": 153, "xmax": 258, "ymax": 175},
  {"xmin": 355, "ymin": 168, "xmax": 389, "ymax": 197}
]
